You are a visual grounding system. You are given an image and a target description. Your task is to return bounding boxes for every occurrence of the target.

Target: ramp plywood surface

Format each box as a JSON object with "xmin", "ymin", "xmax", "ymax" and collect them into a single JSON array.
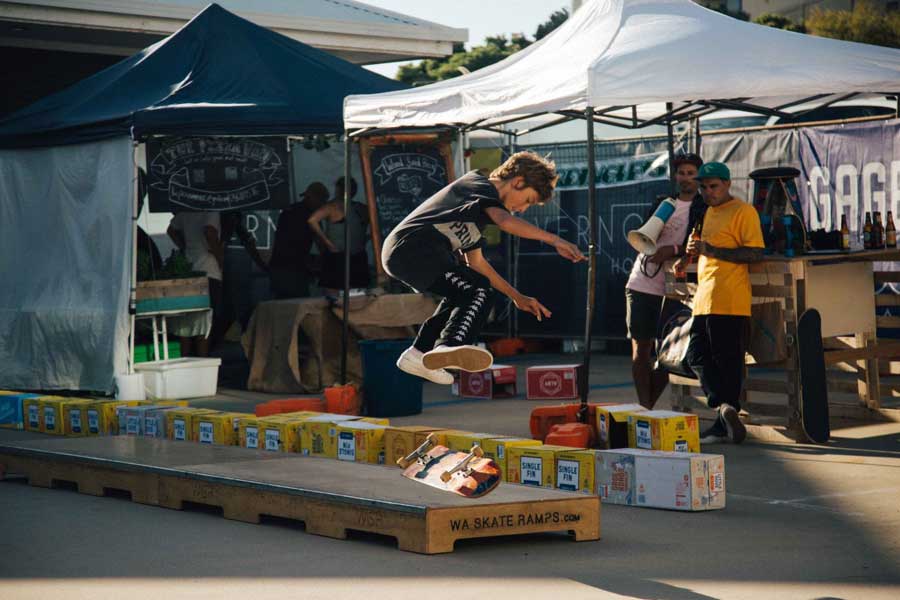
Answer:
[{"xmin": 0, "ymin": 436, "xmax": 600, "ymax": 554}]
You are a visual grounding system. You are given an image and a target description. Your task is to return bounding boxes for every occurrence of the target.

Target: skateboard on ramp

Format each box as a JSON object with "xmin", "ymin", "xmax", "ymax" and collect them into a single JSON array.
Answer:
[
  {"xmin": 397, "ymin": 434, "xmax": 501, "ymax": 498},
  {"xmin": 797, "ymin": 309, "xmax": 830, "ymax": 444}
]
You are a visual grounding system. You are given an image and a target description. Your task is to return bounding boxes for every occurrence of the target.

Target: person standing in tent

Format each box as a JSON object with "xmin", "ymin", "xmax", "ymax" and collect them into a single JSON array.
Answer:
[
  {"xmin": 677, "ymin": 162, "xmax": 764, "ymax": 444},
  {"xmin": 307, "ymin": 176, "xmax": 370, "ymax": 295},
  {"xmin": 383, "ymin": 151, "xmax": 585, "ymax": 383},
  {"xmin": 167, "ymin": 211, "xmax": 223, "ymax": 357},
  {"xmin": 269, "ymin": 181, "xmax": 330, "ymax": 298},
  {"xmin": 625, "ymin": 153, "xmax": 707, "ymax": 408}
]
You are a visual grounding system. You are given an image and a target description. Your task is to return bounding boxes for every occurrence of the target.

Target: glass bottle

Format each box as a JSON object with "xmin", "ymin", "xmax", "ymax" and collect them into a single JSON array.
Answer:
[
  {"xmin": 840, "ymin": 214, "xmax": 851, "ymax": 251},
  {"xmin": 864, "ymin": 212, "xmax": 873, "ymax": 249},
  {"xmin": 874, "ymin": 212, "xmax": 885, "ymax": 249},
  {"xmin": 887, "ymin": 211, "xmax": 897, "ymax": 248}
]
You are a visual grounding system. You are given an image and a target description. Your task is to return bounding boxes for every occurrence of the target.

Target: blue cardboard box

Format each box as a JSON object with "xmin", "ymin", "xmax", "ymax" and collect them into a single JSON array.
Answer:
[{"xmin": 0, "ymin": 391, "xmax": 41, "ymax": 429}]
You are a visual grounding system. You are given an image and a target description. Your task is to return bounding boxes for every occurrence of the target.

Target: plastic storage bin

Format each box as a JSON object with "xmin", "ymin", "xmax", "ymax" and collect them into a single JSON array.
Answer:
[
  {"xmin": 359, "ymin": 340, "xmax": 423, "ymax": 417},
  {"xmin": 134, "ymin": 357, "xmax": 221, "ymax": 399}
]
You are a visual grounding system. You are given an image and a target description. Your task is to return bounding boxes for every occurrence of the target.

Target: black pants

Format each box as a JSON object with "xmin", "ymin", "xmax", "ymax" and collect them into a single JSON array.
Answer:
[
  {"xmin": 685, "ymin": 314, "xmax": 749, "ymax": 411},
  {"xmin": 412, "ymin": 266, "xmax": 495, "ymax": 352}
]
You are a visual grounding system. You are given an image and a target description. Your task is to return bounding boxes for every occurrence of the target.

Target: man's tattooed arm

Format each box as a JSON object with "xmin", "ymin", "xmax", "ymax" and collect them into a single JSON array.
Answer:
[{"xmin": 702, "ymin": 243, "xmax": 765, "ymax": 264}]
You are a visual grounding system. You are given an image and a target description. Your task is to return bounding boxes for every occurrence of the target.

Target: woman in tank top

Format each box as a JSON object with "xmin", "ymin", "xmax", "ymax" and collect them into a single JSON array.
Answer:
[{"xmin": 307, "ymin": 177, "xmax": 370, "ymax": 294}]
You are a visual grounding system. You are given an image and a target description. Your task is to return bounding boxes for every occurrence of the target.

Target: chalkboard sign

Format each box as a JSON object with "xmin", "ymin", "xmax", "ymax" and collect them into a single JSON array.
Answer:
[
  {"xmin": 146, "ymin": 136, "xmax": 290, "ymax": 212},
  {"xmin": 359, "ymin": 135, "xmax": 455, "ymax": 273}
]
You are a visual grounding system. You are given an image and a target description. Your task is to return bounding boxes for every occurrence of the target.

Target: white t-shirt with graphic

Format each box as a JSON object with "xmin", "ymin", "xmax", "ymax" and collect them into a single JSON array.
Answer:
[{"xmin": 626, "ymin": 198, "xmax": 692, "ymax": 297}]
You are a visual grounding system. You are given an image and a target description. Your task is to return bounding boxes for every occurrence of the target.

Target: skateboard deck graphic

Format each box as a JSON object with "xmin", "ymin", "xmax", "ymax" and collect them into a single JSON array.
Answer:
[
  {"xmin": 399, "ymin": 437, "xmax": 501, "ymax": 498},
  {"xmin": 797, "ymin": 309, "xmax": 830, "ymax": 444}
]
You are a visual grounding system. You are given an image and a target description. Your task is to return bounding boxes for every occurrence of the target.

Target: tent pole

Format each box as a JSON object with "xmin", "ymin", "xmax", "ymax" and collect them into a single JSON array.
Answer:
[
  {"xmin": 693, "ymin": 116, "xmax": 702, "ymax": 155},
  {"xmin": 507, "ymin": 131, "xmax": 516, "ymax": 339},
  {"xmin": 665, "ymin": 102, "xmax": 676, "ymax": 195},
  {"xmin": 129, "ymin": 142, "xmax": 139, "ymax": 377},
  {"xmin": 579, "ymin": 107, "xmax": 597, "ymax": 424},
  {"xmin": 340, "ymin": 133, "xmax": 352, "ymax": 385}
]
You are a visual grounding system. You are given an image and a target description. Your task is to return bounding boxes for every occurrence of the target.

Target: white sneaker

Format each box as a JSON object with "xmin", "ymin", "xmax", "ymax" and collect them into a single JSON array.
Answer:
[
  {"xmin": 396, "ymin": 347, "xmax": 454, "ymax": 385},
  {"xmin": 422, "ymin": 344, "xmax": 493, "ymax": 372}
]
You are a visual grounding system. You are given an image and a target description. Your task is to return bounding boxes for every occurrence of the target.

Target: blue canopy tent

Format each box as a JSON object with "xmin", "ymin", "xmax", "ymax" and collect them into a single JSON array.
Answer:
[{"xmin": 0, "ymin": 3, "xmax": 404, "ymax": 394}]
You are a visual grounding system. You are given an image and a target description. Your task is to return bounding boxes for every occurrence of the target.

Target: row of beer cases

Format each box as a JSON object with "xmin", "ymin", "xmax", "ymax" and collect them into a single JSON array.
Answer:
[{"xmin": 2, "ymin": 394, "xmax": 723, "ymax": 510}]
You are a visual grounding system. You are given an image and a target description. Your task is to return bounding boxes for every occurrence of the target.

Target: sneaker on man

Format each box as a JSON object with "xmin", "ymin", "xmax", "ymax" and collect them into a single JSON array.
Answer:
[
  {"xmin": 700, "ymin": 421, "xmax": 728, "ymax": 445},
  {"xmin": 396, "ymin": 347, "xmax": 454, "ymax": 385},
  {"xmin": 719, "ymin": 403, "xmax": 747, "ymax": 444},
  {"xmin": 423, "ymin": 344, "xmax": 493, "ymax": 372}
]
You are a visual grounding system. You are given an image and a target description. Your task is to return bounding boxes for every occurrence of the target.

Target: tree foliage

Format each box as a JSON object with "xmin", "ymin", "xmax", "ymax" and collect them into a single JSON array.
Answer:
[
  {"xmin": 805, "ymin": 2, "xmax": 900, "ymax": 48},
  {"xmin": 753, "ymin": 12, "xmax": 805, "ymax": 33},
  {"xmin": 396, "ymin": 8, "xmax": 568, "ymax": 86}
]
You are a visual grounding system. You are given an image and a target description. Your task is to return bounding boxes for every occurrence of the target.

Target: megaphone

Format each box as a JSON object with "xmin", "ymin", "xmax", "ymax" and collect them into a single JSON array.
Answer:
[{"xmin": 627, "ymin": 197, "xmax": 677, "ymax": 255}]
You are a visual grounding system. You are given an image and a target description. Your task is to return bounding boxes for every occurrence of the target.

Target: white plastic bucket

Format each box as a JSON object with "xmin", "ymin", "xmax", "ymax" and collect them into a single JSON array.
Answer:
[{"xmin": 115, "ymin": 372, "xmax": 146, "ymax": 401}]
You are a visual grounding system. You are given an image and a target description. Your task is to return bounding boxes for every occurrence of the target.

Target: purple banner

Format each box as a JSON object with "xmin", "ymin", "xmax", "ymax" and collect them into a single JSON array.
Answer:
[{"xmin": 798, "ymin": 119, "xmax": 900, "ymax": 239}]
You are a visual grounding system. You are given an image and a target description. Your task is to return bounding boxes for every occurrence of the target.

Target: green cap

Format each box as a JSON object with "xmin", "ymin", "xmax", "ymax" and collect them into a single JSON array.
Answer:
[{"xmin": 695, "ymin": 162, "xmax": 731, "ymax": 181}]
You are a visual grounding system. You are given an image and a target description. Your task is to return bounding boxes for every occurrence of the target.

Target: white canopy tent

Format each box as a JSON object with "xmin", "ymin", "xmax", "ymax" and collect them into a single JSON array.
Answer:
[{"xmin": 343, "ymin": 0, "xmax": 900, "ymax": 410}]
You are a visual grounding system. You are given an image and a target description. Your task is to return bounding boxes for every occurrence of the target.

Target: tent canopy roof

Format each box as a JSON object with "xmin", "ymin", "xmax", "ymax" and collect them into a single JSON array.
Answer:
[
  {"xmin": 0, "ymin": 3, "xmax": 406, "ymax": 149},
  {"xmin": 343, "ymin": 0, "xmax": 900, "ymax": 132}
]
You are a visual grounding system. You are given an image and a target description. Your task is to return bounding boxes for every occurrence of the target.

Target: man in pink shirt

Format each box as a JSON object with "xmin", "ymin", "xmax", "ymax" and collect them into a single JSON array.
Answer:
[{"xmin": 624, "ymin": 153, "xmax": 707, "ymax": 408}]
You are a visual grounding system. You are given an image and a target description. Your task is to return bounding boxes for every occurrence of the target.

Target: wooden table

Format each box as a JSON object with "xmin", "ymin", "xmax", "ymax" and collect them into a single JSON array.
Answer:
[{"xmin": 665, "ymin": 249, "xmax": 900, "ymax": 439}]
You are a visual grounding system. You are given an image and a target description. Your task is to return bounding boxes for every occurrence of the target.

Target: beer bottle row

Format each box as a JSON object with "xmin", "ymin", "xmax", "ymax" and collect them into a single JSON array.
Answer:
[{"xmin": 856, "ymin": 210, "xmax": 897, "ymax": 250}]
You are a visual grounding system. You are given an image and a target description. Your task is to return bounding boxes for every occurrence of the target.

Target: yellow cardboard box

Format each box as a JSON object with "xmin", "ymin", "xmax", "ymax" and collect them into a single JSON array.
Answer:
[
  {"xmin": 627, "ymin": 410, "xmax": 700, "ymax": 453},
  {"xmin": 166, "ymin": 408, "xmax": 218, "ymax": 441},
  {"xmin": 383, "ymin": 426, "xmax": 453, "ymax": 467},
  {"xmin": 336, "ymin": 421, "xmax": 387, "ymax": 464},
  {"xmin": 507, "ymin": 445, "xmax": 578, "ymax": 488},
  {"xmin": 556, "ymin": 449, "xmax": 602, "ymax": 494},
  {"xmin": 62, "ymin": 399, "xmax": 96, "ymax": 437},
  {"xmin": 84, "ymin": 400, "xmax": 131, "ymax": 436},
  {"xmin": 444, "ymin": 431, "xmax": 503, "ymax": 453},
  {"xmin": 40, "ymin": 397, "xmax": 72, "ymax": 435},
  {"xmin": 596, "ymin": 403, "xmax": 647, "ymax": 449},
  {"xmin": 255, "ymin": 414, "xmax": 317, "ymax": 452},
  {"xmin": 300, "ymin": 414, "xmax": 360, "ymax": 458},
  {"xmin": 480, "ymin": 437, "xmax": 543, "ymax": 480},
  {"xmin": 193, "ymin": 412, "xmax": 251, "ymax": 446},
  {"xmin": 23, "ymin": 396, "xmax": 48, "ymax": 432}
]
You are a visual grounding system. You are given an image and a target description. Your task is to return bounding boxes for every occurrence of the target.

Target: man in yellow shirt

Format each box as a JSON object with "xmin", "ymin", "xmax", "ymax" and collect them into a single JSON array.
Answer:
[{"xmin": 684, "ymin": 162, "xmax": 764, "ymax": 444}]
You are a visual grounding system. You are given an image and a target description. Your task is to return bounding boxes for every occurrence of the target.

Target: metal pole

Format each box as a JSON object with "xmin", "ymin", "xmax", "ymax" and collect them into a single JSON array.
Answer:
[
  {"xmin": 693, "ymin": 115, "xmax": 703, "ymax": 155},
  {"xmin": 579, "ymin": 108, "xmax": 597, "ymax": 423},
  {"xmin": 130, "ymin": 142, "xmax": 139, "ymax": 375},
  {"xmin": 665, "ymin": 102, "xmax": 677, "ymax": 195},
  {"xmin": 340, "ymin": 134, "xmax": 352, "ymax": 384},
  {"xmin": 506, "ymin": 131, "xmax": 516, "ymax": 339}
]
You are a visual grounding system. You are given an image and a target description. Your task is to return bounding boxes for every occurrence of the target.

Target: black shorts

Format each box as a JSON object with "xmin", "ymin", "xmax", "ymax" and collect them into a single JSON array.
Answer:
[{"xmin": 625, "ymin": 288, "xmax": 663, "ymax": 341}]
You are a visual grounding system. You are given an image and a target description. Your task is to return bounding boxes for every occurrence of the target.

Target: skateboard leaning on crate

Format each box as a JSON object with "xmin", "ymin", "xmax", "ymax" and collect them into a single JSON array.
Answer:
[
  {"xmin": 797, "ymin": 308, "xmax": 830, "ymax": 444},
  {"xmin": 397, "ymin": 434, "xmax": 501, "ymax": 498}
]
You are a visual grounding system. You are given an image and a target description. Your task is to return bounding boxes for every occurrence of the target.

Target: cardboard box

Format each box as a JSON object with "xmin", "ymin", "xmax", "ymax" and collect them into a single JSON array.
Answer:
[
  {"xmin": 507, "ymin": 445, "xmax": 577, "ymax": 488},
  {"xmin": 193, "ymin": 412, "xmax": 250, "ymax": 446},
  {"xmin": 143, "ymin": 407, "xmax": 178, "ymax": 438},
  {"xmin": 62, "ymin": 399, "xmax": 96, "ymax": 437},
  {"xmin": 23, "ymin": 397, "xmax": 44, "ymax": 432},
  {"xmin": 596, "ymin": 404, "xmax": 647, "ymax": 449},
  {"xmin": 526, "ymin": 364, "xmax": 583, "ymax": 400},
  {"xmin": 254, "ymin": 414, "xmax": 317, "ymax": 452},
  {"xmin": 459, "ymin": 365, "xmax": 517, "ymax": 399},
  {"xmin": 85, "ymin": 401, "xmax": 130, "ymax": 436},
  {"xmin": 166, "ymin": 408, "xmax": 218, "ymax": 441},
  {"xmin": 383, "ymin": 426, "xmax": 451, "ymax": 467},
  {"xmin": 596, "ymin": 449, "xmax": 725, "ymax": 511},
  {"xmin": 41, "ymin": 397, "xmax": 73, "ymax": 435},
  {"xmin": 336, "ymin": 421, "xmax": 387, "ymax": 464},
  {"xmin": 300, "ymin": 414, "xmax": 360, "ymax": 458},
  {"xmin": 556, "ymin": 449, "xmax": 601, "ymax": 494},
  {"xmin": 444, "ymin": 431, "xmax": 503, "ymax": 453},
  {"xmin": 480, "ymin": 437, "xmax": 542, "ymax": 480},
  {"xmin": 117, "ymin": 405, "xmax": 174, "ymax": 436},
  {"xmin": 0, "ymin": 391, "xmax": 40, "ymax": 430},
  {"xmin": 627, "ymin": 410, "xmax": 700, "ymax": 453},
  {"xmin": 356, "ymin": 416, "xmax": 390, "ymax": 426}
]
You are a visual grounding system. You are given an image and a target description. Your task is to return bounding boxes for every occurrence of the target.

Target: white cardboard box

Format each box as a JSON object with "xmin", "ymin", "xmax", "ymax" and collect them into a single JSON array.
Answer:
[
  {"xmin": 595, "ymin": 448, "xmax": 725, "ymax": 511},
  {"xmin": 134, "ymin": 358, "xmax": 221, "ymax": 400}
]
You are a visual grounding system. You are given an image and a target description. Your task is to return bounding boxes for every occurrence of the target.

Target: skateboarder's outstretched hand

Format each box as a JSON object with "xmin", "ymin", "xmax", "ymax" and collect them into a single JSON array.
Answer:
[
  {"xmin": 514, "ymin": 294, "xmax": 552, "ymax": 322},
  {"xmin": 553, "ymin": 238, "xmax": 586, "ymax": 263}
]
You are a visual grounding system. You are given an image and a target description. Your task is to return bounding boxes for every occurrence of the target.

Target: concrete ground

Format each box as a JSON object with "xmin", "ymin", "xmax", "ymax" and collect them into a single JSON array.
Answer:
[{"xmin": 1, "ymin": 352, "xmax": 899, "ymax": 600}]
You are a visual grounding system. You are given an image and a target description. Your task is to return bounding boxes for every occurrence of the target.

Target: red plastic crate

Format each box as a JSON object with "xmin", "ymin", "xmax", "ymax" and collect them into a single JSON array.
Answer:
[
  {"xmin": 529, "ymin": 402, "xmax": 614, "ymax": 442},
  {"xmin": 255, "ymin": 397, "xmax": 325, "ymax": 417}
]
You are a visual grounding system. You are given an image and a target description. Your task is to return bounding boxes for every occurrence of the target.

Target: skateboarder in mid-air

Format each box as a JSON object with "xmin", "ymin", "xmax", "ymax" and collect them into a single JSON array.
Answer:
[{"xmin": 383, "ymin": 151, "xmax": 585, "ymax": 384}]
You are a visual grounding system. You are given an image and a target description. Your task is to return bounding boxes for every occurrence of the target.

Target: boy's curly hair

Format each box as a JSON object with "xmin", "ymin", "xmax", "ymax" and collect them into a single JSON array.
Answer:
[{"xmin": 490, "ymin": 151, "xmax": 558, "ymax": 203}]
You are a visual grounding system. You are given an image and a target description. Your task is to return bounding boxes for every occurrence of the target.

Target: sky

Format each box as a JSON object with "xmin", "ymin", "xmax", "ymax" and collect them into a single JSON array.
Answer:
[{"xmin": 361, "ymin": 0, "xmax": 572, "ymax": 79}]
